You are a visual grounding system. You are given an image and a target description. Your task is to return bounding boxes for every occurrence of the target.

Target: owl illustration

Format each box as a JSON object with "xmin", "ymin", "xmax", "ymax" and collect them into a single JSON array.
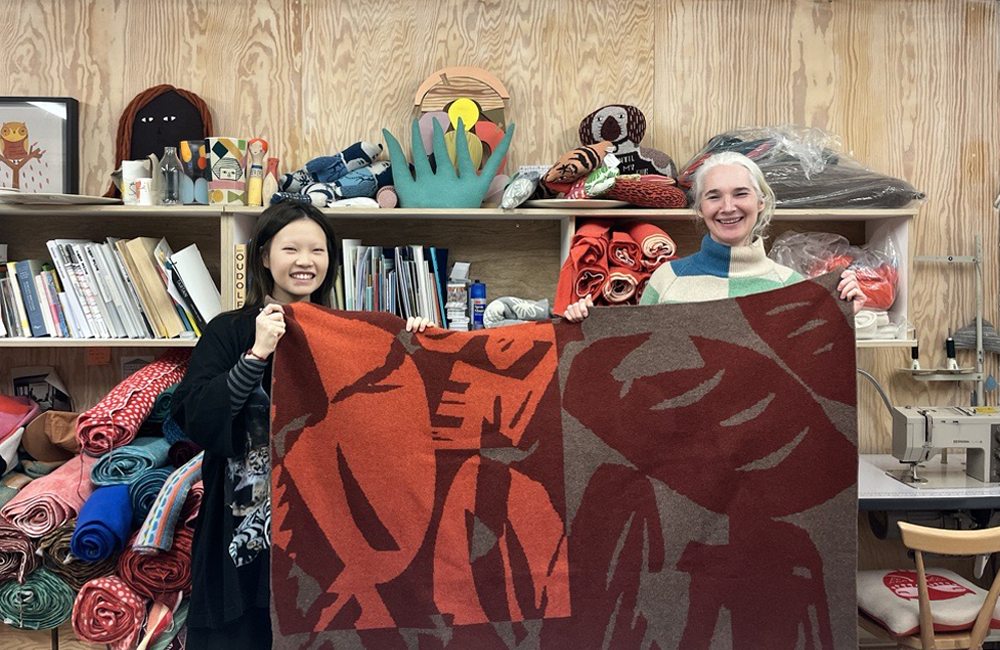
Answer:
[{"xmin": 1, "ymin": 122, "xmax": 28, "ymax": 159}]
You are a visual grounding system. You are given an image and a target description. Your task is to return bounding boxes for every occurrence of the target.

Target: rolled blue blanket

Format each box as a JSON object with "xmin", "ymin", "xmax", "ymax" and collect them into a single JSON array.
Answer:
[
  {"xmin": 128, "ymin": 468, "xmax": 171, "ymax": 529},
  {"xmin": 90, "ymin": 437, "xmax": 171, "ymax": 486},
  {"xmin": 162, "ymin": 412, "xmax": 188, "ymax": 445},
  {"xmin": 71, "ymin": 485, "xmax": 132, "ymax": 562}
]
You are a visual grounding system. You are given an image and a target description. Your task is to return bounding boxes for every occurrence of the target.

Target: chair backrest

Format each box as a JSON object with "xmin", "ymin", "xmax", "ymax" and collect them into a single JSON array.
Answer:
[{"xmin": 897, "ymin": 521, "xmax": 1000, "ymax": 650}]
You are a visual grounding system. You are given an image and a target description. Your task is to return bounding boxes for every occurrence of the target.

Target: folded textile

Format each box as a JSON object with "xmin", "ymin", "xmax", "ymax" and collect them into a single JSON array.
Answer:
[
  {"xmin": 602, "ymin": 266, "xmax": 648, "ymax": 304},
  {"xmin": 483, "ymin": 297, "xmax": 551, "ymax": 328},
  {"xmin": 72, "ymin": 575, "xmax": 148, "ymax": 650},
  {"xmin": 129, "ymin": 468, "xmax": 172, "ymax": 529},
  {"xmin": 135, "ymin": 452, "xmax": 203, "ymax": 553},
  {"xmin": 0, "ymin": 515, "xmax": 39, "ymax": 584},
  {"xmin": 139, "ymin": 592, "xmax": 183, "ymax": 650},
  {"xmin": 147, "ymin": 384, "xmax": 179, "ymax": 425},
  {"xmin": 120, "ymin": 528, "xmax": 194, "ymax": 598},
  {"xmin": 22, "ymin": 410, "xmax": 80, "ymax": 462},
  {"xmin": 0, "ymin": 566, "xmax": 74, "ymax": 630},
  {"xmin": 162, "ymin": 412, "xmax": 188, "ymax": 445},
  {"xmin": 0, "ymin": 426, "xmax": 24, "ymax": 477},
  {"xmin": 91, "ymin": 437, "xmax": 172, "ymax": 486},
  {"xmin": 609, "ymin": 231, "xmax": 643, "ymax": 271},
  {"xmin": 1, "ymin": 453, "xmax": 98, "ymax": 537},
  {"xmin": 39, "ymin": 519, "xmax": 117, "ymax": 591},
  {"xmin": 71, "ymin": 485, "xmax": 132, "ymax": 563},
  {"xmin": 607, "ymin": 174, "xmax": 688, "ymax": 208},
  {"xmin": 954, "ymin": 319, "xmax": 1000, "ymax": 354},
  {"xmin": 0, "ymin": 472, "xmax": 31, "ymax": 509},
  {"xmin": 554, "ymin": 220, "xmax": 613, "ymax": 314},
  {"xmin": 150, "ymin": 599, "xmax": 189, "ymax": 650},
  {"xmin": 77, "ymin": 349, "xmax": 191, "ymax": 456},
  {"xmin": 181, "ymin": 481, "xmax": 203, "ymax": 531},
  {"xmin": 624, "ymin": 221, "xmax": 677, "ymax": 260},
  {"xmin": 0, "ymin": 395, "xmax": 40, "ymax": 443},
  {"xmin": 168, "ymin": 439, "xmax": 202, "ymax": 468},
  {"xmin": 22, "ymin": 458, "xmax": 67, "ymax": 478}
]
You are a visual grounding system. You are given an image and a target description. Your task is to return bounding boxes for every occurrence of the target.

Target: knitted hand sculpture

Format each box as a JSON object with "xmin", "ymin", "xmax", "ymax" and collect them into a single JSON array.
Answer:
[{"xmin": 383, "ymin": 117, "xmax": 514, "ymax": 208}]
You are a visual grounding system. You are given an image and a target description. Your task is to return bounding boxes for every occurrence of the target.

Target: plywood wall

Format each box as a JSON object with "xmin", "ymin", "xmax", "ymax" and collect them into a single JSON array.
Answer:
[{"xmin": 0, "ymin": 0, "xmax": 997, "ymax": 446}]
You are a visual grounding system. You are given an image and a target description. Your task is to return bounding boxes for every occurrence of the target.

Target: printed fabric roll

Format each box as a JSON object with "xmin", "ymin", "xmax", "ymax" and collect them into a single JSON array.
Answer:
[
  {"xmin": 624, "ymin": 221, "xmax": 677, "ymax": 260},
  {"xmin": 119, "ymin": 528, "xmax": 194, "ymax": 598},
  {"xmin": 608, "ymin": 231, "xmax": 643, "ymax": 271},
  {"xmin": 71, "ymin": 485, "xmax": 133, "ymax": 562},
  {"xmin": 135, "ymin": 452, "xmax": 203, "ymax": 553},
  {"xmin": 167, "ymin": 439, "xmax": 202, "ymax": 468},
  {"xmin": 1, "ymin": 453, "xmax": 98, "ymax": 538},
  {"xmin": 39, "ymin": 519, "xmax": 117, "ymax": 591},
  {"xmin": 181, "ymin": 480, "xmax": 203, "ymax": 531},
  {"xmin": 91, "ymin": 437, "xmax": 172, "ymax": 486},
  {"xmin": 0, "ymin": 515, "xmax": 39, "ymax": 584},
  {"xmin": 162, "ymin": 412, "xmax": 188, "ymax": 445},
  {"xmin": 129, "ymin": 468, "xmax": 172, "ymax": 529},
  {"xmin": 602, "ymin": 266, "xmax": 649, "ymax": 304},
  {"xmin": 147, "ymin": 384, "xmax": 179, "ymax": 424},
  {"xmin": 150, "ymin": 599, "xmax": 189, "ymax": 650},
  {"xmin": 554, "ymin": 220, "xmax": 613, "ymax": 314},
  {"xmin": 76, "ymin": 349, "xmax": 191, "ymax": 456},
  {"xmin": 0, "ymin": 566, "xmax": 75, "ymax": 630},
  {"xmin": 72, "ymin": 575, "xmax": 147, "ymax": 650}
]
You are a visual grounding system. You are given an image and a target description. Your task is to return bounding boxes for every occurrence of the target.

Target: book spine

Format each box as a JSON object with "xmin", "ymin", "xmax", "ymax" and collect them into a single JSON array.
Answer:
[
  {"xmin": 234, "ymin": 243, "xmax": 247, "ymax": 310},
  {"xmin": 15, "ymin": 261, "xmax": 47, "ymax": 337}
]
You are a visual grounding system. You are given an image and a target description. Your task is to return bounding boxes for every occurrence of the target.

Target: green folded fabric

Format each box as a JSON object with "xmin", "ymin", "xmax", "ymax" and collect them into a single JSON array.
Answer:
[
  {"xmin": 147, "ymin": 384, "xmax": 179, "ymax": 424},
  {"xmin": 91, "ymin": 437, "xmax": 171, "ymax": 486},
  {"xmin": 22, "ymin": 458, "xmax": 67, "ymax": 479},
  {"xmin": 0, "ymin": 566, "xmax": 74, "ymax": 630}
]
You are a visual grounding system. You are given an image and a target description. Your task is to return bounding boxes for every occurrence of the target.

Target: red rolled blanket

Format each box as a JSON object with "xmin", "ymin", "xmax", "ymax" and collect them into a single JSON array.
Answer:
[
  {"xmin": 72, "ymin": 575, "xmax": 147, "ymax": 650},
  {"xmin": 602, "ymin": 266, "xmax": 649, "ymax": 304},
  {"xmin": 607, "ymin": 175, "xmax": 688, "ymax": 208},
  {"xmin": 181, "ymin": 480, "xmax": 203, "ymax": 531},
  {"xmin": 555, "ymin": 220, "xmax": 613, "ymax": 314},
  {"xmin": 609, "ymin": 231, "xmax": 643, "ymax": 271},
  {"xmin": 624, "ymin": 222, "xmax": 677, "ymax": 260},
  {"xmin": 1, "ymin": 453, "xmax": 97, "ymax": 538},
  {"xmin": 118, "ymin": 528, "xmax": 193, "ymax": 598},
  {"xmin": 77, "ymin": 349, "xmax": 191, "ymax": 456},
  {"xmin": 0, "ymin": 516, "xmax": 39, "ymax": 584}
]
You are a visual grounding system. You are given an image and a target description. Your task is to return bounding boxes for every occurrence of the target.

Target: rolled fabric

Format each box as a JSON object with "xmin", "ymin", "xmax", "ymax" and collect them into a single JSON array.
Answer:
[
  {"xmin": 376, "ymin": 184, "xmax": 398, "ymax": 208},
  {"xmin": 136, "ymin": 592, "xmax": 182, "ymax": 650},
  {"xmin": 1, "ymin": 453, "xmax": 98, "ymax": 537},
  {"xmin": 0, "ymin": 395, "xmax": 39, "ymax": 443},
  {"xmin": 181, "ymin": 480, "xmax": 203, "ymax": 530},
  {"xmin": 0, "ymin": 566, "xmax": 74, "ymax": 630},
  {"xmin": 147, "ymin": 384, "xmax": 179, "ymax": 425},
  {"xmin": 21, "ymin": 458, "xmax": 67, "ymax": 478},
  {"xmin": 91, "ymin": 437, "xmax": 172, "ymax": 486},
  {"xmin": 609, "ymin": 231, "xmax": 643, "ymax": 271},
  {"xmin": 150, "ymin": 599, "xmax": 189, "ymax": 650},
  {"xmin": 21, "ymin": 409, "xmax": 80, "ymax": 462},
  {"xmin": 72, "ymin": 575, "xmax": 147, "ymax": 650},
  {"xmin": 39, "ymin": 519, "xmax": 117, "ymax": 591},
  {"xmin": 0, "ymin": 472, "xmax": 32, "ymax": 509},
  {"xmin": 624, "ymin": 221, "xmax": 677, "ymax": 260},
  {"xmin": 0, "ymin": 516, "xmax": 39, "ymax": 584},
  {"xmin": 607, "ymin": 174, "xmax": 688, "ymax": 208},
  {"xmin": 602, "ymin": 266, "xmax": 648, "ymax": 304},
  {"xmin": 554, "ymin": 220, "xmax": 613, "ymax": 314},
  {"xmin": 76, "ymin": 349, "xmax": 191, "ymax": 456},
  {"xmin": 119, "ymin": 528, "xmax": 194, "ymax": 598},
  {"xmin": 135, "ymin": 452, "xmax": 203, "ymax": 553},
  {"xmin": 168, "ymin": 439, "xmax": 202, "ymax": 468},
  {"xmin": 71, "ymin": 485, "xmax": 132, "ymax": 562},
  {"xmin": 162, "ymin": 412, "xmax": 188, "ymax": 445},
  {"xmin": 129, "ymin": 468, "xmax": 171, "ymax": 529}
]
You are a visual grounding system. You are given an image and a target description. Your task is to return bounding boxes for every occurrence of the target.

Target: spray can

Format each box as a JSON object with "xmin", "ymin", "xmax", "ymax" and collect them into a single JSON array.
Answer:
[{"xmin": 470, "ymin": 280, "xmax": 487, "ymax": 330}]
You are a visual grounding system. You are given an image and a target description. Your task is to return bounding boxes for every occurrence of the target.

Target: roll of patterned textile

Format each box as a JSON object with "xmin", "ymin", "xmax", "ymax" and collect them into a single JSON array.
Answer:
[
  {"xmin": 167, "ymin": 439, "xmax": 201, "ymax": 468},
  {"xmin": 0, "ymin": 516, "xmax": 39, "ymax": 584},
  {"xmin": 624, "ymin": 221, "xmax": 677, "ymax": 260},
  {"xmin": 554, "ymin": 219, "xmax": 613, "ymax": 315},
  {"xmin": 119, "ymin": 528, "xmax": 194, "ymax": 598},
  {"xmin": 162, "ymin": 412, "xmax": 188, "ymax": 445},
  {"xmin": 129, "ymin": 468, "xmax": 171, "ymax": 529},
  {"xmin": 601, "ymin": 266, "xmax": 648, "ymax": 304},
  {"xmin": 0, "ymin": 566, "xmax": 74, "ymax": 630},
  {"xmin": 71, "ymin": 485, "xmax": 132, "ymax": 562},
  {"xmin": 1, "ymin": 453, "xmax": 98, "ymax": 538},
  {"xmin": 147, "ymin": 384, "xmax": 179, "ymax": 424},
  {"xmin": 72, "ymin": 575, "xmax": 147, "ymax": 650},
  {"xmin": 150, "ymin": 599, "xmax": 189, "ymax": 650},
  {"xmin": 91, "ymin": 437, "xmax": 172, "ymax": 486},
  {"xmin": 76, "ymin": 349, "xmax": 191, "ymax": 456},
  {"xmin": 38, "ymin": 519, "xmax": 116, "ymax": 591},
  {"xmin": 181, "ymin": 480, "xmax": 203, "ymax": 530},
  {"xmin": 135, "ymin": 452, "xmax": 203, "ymax": 553},
  {"xmin": 608, "ymin": 231, "xmax": 643, "ymax": 271}
]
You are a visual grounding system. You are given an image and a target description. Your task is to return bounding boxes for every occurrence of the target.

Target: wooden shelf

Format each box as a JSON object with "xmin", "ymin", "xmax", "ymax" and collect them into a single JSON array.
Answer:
[
  {"xmin": 0, "ymin": 338, "xmax": 198, "ymax": 348},
  {"xmin": 0, "ymin": 204, "xmax": 222, "ymax": 218}
]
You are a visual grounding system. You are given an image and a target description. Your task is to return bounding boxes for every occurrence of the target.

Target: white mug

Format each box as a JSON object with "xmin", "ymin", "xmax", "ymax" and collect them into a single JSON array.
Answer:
[{"xmin": 130, "ymin": 177, "xmax": 154, "ymax": 206}]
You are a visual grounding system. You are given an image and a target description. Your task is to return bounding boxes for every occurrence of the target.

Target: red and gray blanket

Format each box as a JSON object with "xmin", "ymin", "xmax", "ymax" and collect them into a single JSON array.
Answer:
[{"xmin": 270, "ymin": 272, "xmax": 858, "ymax": 649}]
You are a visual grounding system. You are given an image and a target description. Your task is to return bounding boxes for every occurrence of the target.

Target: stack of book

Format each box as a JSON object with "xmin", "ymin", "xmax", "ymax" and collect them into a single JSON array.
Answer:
[
  {"xmin": 340, "ymin": 241, "xmax": 449, "ymax": 324},
  {"xmin": 0, "ymin": 238, "xmax": 221, "ymax": 340}
]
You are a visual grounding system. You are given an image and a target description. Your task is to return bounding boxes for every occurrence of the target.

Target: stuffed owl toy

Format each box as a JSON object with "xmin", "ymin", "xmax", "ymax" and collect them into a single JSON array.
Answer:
[{"xmin": 578, "ymin": 105, "xmax": 676, "ymax": 178}]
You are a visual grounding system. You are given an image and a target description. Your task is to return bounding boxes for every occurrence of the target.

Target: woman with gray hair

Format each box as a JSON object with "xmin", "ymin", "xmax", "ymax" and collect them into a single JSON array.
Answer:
[{"xmin": 564, "ymin": 151, "xmax": 865, "ymax": 320}]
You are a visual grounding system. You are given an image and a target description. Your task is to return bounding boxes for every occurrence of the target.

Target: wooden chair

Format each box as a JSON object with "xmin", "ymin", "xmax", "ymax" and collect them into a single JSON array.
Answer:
[{"xmin": 859, "ymin": 521, "xmax": 1000, "ymax": 649}]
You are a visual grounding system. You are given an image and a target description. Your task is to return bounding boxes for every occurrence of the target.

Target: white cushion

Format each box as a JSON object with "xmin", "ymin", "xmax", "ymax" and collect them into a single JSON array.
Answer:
[{"xmin": 858, "ymin": 568, "xmax": 998, "ymax": 636}]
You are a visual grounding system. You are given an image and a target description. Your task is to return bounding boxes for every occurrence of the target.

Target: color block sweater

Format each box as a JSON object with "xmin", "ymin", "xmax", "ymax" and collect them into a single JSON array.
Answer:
[{"xmin": 639, "ymin": 234, "xmax": 802, "ymax": 305}]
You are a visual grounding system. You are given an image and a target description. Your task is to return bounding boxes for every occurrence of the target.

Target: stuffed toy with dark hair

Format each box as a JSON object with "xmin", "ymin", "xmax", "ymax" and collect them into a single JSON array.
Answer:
[{"xmin": 579, "ymin": 104, "xmax": 675, "ymax": 178}]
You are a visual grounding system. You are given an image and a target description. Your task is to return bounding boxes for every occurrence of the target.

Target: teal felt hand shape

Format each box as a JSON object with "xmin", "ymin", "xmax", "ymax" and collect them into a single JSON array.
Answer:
[{"xmin": 383, "ymin": 118, "xmax": 515, "ymax": 208}]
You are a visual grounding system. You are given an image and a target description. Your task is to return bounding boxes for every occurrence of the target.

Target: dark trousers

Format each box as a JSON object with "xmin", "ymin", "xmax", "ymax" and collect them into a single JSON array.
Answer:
[{"xmin": 187, "ymin": 608, "xmax": 272, "ymax": 650}]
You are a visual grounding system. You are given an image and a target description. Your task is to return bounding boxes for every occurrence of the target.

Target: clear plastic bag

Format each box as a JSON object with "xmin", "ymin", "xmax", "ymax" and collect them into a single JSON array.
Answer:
[
  {"xmin": 679, "ymin": 125, "xmax": 925, "ymax": 209},
  {"xmin": 769, "ymin": 230, "xmax": 900, "ymax": 310}
]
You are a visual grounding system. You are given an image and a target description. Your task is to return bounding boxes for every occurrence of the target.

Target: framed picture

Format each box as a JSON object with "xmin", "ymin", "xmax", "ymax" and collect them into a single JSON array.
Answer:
[{"xmin": 0, "ymin": 96, "xmax": 79, "ymax": 194}]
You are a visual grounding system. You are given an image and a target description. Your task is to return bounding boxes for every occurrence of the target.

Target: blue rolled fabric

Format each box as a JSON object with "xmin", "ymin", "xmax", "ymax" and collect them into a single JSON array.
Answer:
[
  {"xmin": 90, "ymin": 437, "xmax": 171, "ymax": 486},
  {"xmin": 162, "ymin": 412, "xmax": 189, "ymax": 445},
  {"xmin": 128, "ymin": 468, "xmax": 171, "ymax": 529},
  {"xmin": 70, "ymin": 485, "xmax": 132, "ymax": 562}
]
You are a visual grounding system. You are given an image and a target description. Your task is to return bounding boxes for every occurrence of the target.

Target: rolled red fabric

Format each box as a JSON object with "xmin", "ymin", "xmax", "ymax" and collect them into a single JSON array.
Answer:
[
  {"xmin": 181, "ymin": 481, "xmax": 203, "ymax": 531},
  {"xmin": 119, "ymin": 528, "xmax": 193, "ymax": 598},
  {"xmin": 601, "ymin": 266, "xmax": 649, "ymax": 304},
  {"xmin": 0, "ymin": 516, "xmax": 39, "ymax": 584},
  {"xmin": 609, "ymin": 231, "xmax": 643, "ymax": 271},
  {"xmin": 607, "ymin": 175, "xmax": 688, "ymax": 208},
  {"xmin": 77, "ymin": 349, "xmax": 191, "ymax": 456},
  {"xmin": 554, "ymin": 220, "xmax": 613, "ymax": 314},
  {"xmin": 1, "ymin": 453, "xmax": 98, "ymax": 538},
  {"xmin": 72, "ymin": 575, "xmax": 147, "ymax": 650},
  {"xmin": 624, "ymin": 222, "xmax": 677, "ymax": 259}
]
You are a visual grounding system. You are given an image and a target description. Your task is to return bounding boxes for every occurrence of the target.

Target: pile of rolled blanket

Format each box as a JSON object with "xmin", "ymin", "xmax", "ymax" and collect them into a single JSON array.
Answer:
[
  {"xmin": 554, "ymin": 220, "xmax": 677, "ymax": 314},
  {"xmin": 0, "ymin": 349, "xmax": 202, "ymax": 649}
]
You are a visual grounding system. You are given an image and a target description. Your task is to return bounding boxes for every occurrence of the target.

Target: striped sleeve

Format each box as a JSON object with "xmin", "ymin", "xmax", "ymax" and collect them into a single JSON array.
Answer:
[{"xmin": 227, "ymin": 356, "xmax": 268, "ymax": 415}]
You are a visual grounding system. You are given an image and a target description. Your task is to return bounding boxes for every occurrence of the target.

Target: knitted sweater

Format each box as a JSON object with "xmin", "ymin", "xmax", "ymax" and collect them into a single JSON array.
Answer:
[{"xmin": 639, "ymin": 234, "xmax": 802, "ymax": 305}]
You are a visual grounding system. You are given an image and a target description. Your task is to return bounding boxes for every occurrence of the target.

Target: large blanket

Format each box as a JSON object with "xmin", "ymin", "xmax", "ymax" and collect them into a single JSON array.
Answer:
[{"xmin": 271, "ymin": 273, "xmax": 858, "ymax": 649}]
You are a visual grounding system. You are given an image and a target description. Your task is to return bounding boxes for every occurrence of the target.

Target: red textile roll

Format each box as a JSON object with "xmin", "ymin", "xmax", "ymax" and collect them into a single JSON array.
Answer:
[
  {"xmin": 624, "ymin": 222, "xmax": 677, "ymax": 259},
  {"xmin": 554, "ymin": 220, "xmax": 613, "ymax": 314},
  {"xmin": 601, "ymin": 266, "xmax": 649, "ymax": 304},
  {"xmin": 72, "ymin": 575, "xmax": 147, "ymax": 650},
  {"xmin": 609, "ymin": 231, "xmax": 643, "ymax": 271},
  {"xmin": 118, "ymin": 528, "xmax": 193, "ymax": 598},
  {"xmin": 607, "ymin": 175, "xmax": 688, "ymax": 208},
  {"xmin": 0, "ymin": 516, "xmax": 39, "ymax": 584},
  {"xmin": 181, "ymin": 481, "xmax": 203, "ymax": 530},
  {"xmin": 77, "ymin": 349, "xmax": 191, "ymax": 456},
  {"xmin": 1, "ymin": 453, "xmax": 98, "ymax": 538}
]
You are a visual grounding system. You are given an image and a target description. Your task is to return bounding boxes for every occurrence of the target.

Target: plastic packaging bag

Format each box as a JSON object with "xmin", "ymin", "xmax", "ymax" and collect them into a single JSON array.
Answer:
[
  {"xmin": 679, "ymin": 125, "xmax": 925, "ymax": 209},
  {"xmin": 769, "ymin": 231, "xmax": 899, "ymax": 310}
]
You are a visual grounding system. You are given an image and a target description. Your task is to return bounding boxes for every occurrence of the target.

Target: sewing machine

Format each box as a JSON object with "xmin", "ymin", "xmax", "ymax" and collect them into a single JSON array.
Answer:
[{"xmin": 890, "ymin": 406, "xmax": 1000, "ymax": 485}]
